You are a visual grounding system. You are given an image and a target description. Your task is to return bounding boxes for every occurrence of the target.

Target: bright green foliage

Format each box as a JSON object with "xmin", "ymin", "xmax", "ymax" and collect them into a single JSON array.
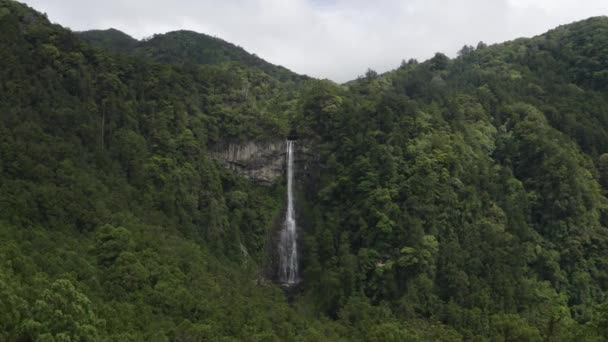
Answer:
[
  {"xmin": 489, "ymin": 314, "xmax": 542, "ymax": 342},
  {"xmin": 21, "ymin": 279, "xmax": 101, "ymax": 341},
  {"xmin": 0, "ymin": 0, "xmax": 319, "ymax": 339},
  {"xmin": 1, "ymin": 1, "xmax": 608, "ymax": 340},
  {"xmin": 294, "ymin": 15, "xmax": 608, "ymax": 341}
]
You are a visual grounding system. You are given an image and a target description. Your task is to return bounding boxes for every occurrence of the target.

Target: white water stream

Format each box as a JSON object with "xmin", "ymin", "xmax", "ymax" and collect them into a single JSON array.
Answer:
[{"xmin": 278, "ymin": 140, "xmax": 298, "ymax": 284}]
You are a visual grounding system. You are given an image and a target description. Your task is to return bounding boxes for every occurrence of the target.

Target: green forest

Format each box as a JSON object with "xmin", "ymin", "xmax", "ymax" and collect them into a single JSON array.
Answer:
[{"xmin": 1, "ymin": 0, "xmax": 608, "ymax": 340}]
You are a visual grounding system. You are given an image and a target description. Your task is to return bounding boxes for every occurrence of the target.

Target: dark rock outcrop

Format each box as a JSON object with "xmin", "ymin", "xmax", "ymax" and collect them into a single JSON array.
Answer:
[
  {"xmin": 211, "ymin": 141, "xmax": 286, "ymax": 184},
  {"xmin": 211, "ymin": 139, "xmax": 318, "ymax": 185}
]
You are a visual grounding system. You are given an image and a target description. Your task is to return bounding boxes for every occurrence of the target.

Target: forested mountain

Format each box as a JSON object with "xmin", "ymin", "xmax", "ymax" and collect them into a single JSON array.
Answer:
[
  {"xmin": 1, "ymin": 0, "xmax": 607, "ymax": 340},
  {"xmin": 294, "ymin": 16, "xmax": 608, "ymax": 341},
  {"xmin": 0, "ymin": 1, "xmax": 315, "ymax": 340},
  {"xmin": 76, "ymin": 28, "xmax": 138, "ymax": 54},
  {"xmin": 78, "ymin": 28, "xmax": 306, "ymax": 83}
]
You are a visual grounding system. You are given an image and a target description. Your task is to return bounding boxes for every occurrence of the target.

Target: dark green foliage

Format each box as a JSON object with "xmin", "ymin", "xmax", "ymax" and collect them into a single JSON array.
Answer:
[
  {"xmin": 77, "ymin": 28, "xmax": 138, "ymax": 54},
  {"xmin": 2, "ymin": 0, "xmax": 608, "ymax": 340},
  {"xmin": 0, "ymin": 1, "xmax": 324, "ymax": 340},
  {"xmin": 294, "ymin": 15, "xmax": 608, "ymax": 341},
  {"xmin": 78, "ymin": 28, "xmax": 308, "ymax": 83}
]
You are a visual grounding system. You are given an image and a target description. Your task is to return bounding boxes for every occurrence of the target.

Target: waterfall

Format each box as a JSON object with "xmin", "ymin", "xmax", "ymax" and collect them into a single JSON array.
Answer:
[{"xmin": 279, "ymin": 140, "xmax": 298, "ymax": 284}]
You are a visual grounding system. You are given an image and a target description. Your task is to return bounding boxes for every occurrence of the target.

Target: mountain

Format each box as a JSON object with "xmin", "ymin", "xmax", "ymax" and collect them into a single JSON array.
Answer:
[
  {"xmin": 78, "ymin": 28, "xmax": 308, "ymax": 83},
  {"xmin": 1, "ymin": 0, "xmax": 608, "ymax": 340},
  {"xmin": 294, "ymin": 15, "xmax": 608, "ymax": 340},
  {"xmin": 77, "ymin": 28, "xmax": 138, "ymax": 54},
  {"xmin": 0, "ymin": 1, "xmax": 320, "ymax": 340}
]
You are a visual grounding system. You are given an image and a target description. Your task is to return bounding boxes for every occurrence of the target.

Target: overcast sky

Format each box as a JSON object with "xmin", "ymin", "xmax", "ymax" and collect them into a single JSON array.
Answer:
[{"xmin": 23, "ymin": 0, "xmax": 607, "ymax": 82}]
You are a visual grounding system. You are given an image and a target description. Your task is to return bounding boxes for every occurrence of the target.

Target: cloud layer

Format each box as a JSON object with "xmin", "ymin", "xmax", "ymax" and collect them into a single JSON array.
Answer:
[{"xmin": 23, "ymin": 0, "xmax": 607, "ymax": 82}]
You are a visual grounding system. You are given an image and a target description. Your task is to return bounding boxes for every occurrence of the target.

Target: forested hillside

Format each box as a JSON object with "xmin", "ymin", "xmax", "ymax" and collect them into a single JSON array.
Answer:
[
  {"xmin": 0, "ymin": 0, "xmax": 607, "ymax": 340},
  {"xmin": 294, "ymin": 17, "xmax": 608, "ymax": 340},
  {"xmin": 0, "ymin": 1, "xmax": 323, "ymax": 340},
  {"xmin": 78, "ymin": 28, "xmax": 306, "ymax": 83}
]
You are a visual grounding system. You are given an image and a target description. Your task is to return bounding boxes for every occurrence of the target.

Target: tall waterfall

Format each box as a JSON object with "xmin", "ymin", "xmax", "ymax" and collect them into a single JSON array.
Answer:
[{"xmin": 279, "ymin": 140, "xmax": 298, "ymax": 284}]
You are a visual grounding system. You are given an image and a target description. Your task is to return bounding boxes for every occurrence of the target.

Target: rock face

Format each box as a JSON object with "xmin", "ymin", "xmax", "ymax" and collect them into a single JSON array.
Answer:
[
  {"xmin": 211, "ymin": 141, "xmax": 287, "ymax": 184},
  {"xmin": 212, "ymin": 139, "xmax": 320, "ymax": 284},
  {"xmin": 211, "ymin": 139, "xmax": 318, "ymax": 185}
]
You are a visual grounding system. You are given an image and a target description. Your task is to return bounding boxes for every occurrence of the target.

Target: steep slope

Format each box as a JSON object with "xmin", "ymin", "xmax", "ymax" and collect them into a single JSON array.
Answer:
[
  {"xmin": 78, "ymin": 28, "xmax": 308, "ymax": 83},
  {"xmin": 2, "ymin": 0, "xmax": 608, "ymax": 341},
  {"xmin": 292, "ymin": 16, "xmax": 608, "ymax": 341},
  {"xmin": 1, "ymin": 1, "xmax": 456, "ymax": 340},
  {"xmin": 0, "ymin": 1, "xmax": 331, "ymax": 340},
  {"xmin": 444, "ymin": 16, "xmax": 608, "ymax": 155}
]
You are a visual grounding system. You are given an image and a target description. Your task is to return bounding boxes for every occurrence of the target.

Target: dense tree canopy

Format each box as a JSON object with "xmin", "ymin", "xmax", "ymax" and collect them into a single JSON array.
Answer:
[
  {"xmin": 293, "ymin": 15, "xmax": 608, "ymax": 340},
  {"xmin": 1, "ymin": 1, "xmax": 607, "ymax": 340}
]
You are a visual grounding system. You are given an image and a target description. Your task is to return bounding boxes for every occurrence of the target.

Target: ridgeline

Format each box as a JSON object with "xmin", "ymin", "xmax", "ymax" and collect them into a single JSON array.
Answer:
[{"xmin": 1, "ymin": 1, "xmax": 607, "ymax": 340}]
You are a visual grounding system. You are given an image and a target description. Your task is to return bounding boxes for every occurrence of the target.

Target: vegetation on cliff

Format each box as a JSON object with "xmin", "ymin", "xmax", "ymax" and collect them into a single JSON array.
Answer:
[{"xmin": 1, "ymin": 0, "xmax": 608, "ymax": 340}]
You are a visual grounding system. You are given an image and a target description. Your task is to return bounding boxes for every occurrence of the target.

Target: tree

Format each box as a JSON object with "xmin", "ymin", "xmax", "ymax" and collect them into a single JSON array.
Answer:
[
  {"xmin": 429, "ymin": 52, "xmax": 450, "ymax": 70},
  {"xmin": 457, "ymin": 45, "xmax": 475, "ymax": 58},
  {"xmin": 490, "ymin": 314, "xmax": 542, "ymax": 342},
  {"xmin": 20, "ymin": 279, "xmax": 101, "ymax": 341}
]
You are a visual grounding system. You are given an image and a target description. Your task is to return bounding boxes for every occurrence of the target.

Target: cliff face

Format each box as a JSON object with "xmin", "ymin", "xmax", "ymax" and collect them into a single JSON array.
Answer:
[
  {"xmin": 211, "ymin": 141, "xmax": 287, "ymax": 183},
  {"xmin": 211, "ymin": 140, "xmax": 318, "ymax": 185}
]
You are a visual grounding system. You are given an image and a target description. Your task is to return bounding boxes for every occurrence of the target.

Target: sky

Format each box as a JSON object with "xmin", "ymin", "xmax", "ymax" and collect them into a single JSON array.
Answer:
[{"xmin": 23, "ymin": 0, "xmax": 607, "ymax": 82}]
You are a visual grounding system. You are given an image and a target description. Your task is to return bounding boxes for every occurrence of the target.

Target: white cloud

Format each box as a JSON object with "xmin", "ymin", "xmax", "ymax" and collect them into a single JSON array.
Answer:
[{"xmin": 23, "ymin": 0, "xmax": 608, "ymax": 82}]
